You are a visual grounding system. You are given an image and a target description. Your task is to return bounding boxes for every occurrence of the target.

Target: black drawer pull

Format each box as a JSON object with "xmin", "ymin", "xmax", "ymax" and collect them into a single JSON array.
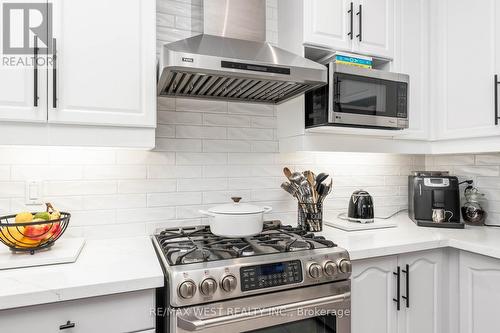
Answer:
[
  {"xmin": 59, "ymin": 321, "xmax": 75, "ymax": 330},
  {"xmin": 495, "ymin": 74, "xmax": 499, "ymax": 125},
  {"xmin": 356, "ymin": 5, "xmax": 362, "ymax": 41},
  {"xmin": 393, "ymin": 266, "xmax": 400, "ymax": 311},
  {"xmin": 402, "ymin": 264, "xmax": 410, "ymax": 308}
]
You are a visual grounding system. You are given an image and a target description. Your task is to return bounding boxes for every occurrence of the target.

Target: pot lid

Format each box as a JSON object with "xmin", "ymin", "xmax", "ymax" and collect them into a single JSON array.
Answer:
[{"xmin": 208, "ymin": 197, "xmax": 266, "ymax": 215}]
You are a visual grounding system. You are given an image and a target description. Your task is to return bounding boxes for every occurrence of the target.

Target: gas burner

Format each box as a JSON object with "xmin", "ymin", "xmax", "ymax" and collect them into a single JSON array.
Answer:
[{"xmin": 154, "ymin": 221, "xmax": 337, "ymax": 266}]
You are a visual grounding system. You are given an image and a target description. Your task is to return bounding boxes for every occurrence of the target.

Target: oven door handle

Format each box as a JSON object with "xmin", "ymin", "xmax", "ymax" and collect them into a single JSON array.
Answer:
[{"xmin": 177, "ymin": 292, "xmax": 351, "ymax": 331}]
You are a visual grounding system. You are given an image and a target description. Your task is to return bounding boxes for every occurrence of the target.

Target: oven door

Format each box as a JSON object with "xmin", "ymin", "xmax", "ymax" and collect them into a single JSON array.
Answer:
[
  {"xmin": 329, "ymin": 64, "xmax": 409, "ymax": 129},
  {"xmin": 172, "ymin": 281, "xmax": 350, "ymax": 333}
]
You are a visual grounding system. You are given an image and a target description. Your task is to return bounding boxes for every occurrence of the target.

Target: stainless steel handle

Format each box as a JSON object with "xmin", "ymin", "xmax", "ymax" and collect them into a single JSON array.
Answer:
[
  {"xmin": 33, "ymin": 35, "xmax": 39, "ymax": 107},
  {"xmin": 177, "ymin": 292, "xmax": 350, "ymax": 331},
  {"xmin": 52, "ymin": 38, "xmax": 57, "ymax": 108},
  {"xmin": 347, "ymin": 2, "xmax": 354, "ymax": 39},
  {"xmin": 356, "ymin": 5, "xmax": 362, "ymax": 41}
]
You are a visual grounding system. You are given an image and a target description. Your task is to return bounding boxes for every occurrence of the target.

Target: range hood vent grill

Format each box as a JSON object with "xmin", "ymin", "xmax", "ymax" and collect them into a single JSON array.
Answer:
[{"xmin": 159, "ymin": 70, "xmax": 317, "ymax": 104}]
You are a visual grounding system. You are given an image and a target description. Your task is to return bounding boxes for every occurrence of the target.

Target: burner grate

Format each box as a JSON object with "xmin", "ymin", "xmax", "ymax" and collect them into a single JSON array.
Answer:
[{"xmin": 154, "ymin": 221, "xmax": 337, "ymax": 266}]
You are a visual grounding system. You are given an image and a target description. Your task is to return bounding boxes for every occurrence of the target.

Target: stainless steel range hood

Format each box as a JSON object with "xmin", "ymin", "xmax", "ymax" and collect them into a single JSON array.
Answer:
[{"xmin": 157, "ymin": 0, "xmax": 327, "ymax": 104}]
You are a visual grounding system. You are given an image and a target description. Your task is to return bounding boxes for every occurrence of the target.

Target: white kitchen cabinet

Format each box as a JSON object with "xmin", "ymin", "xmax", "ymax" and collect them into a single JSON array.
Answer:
[
  {"xmin": 0, "ymin": 289, "xmax": 156, "ymax": 332},
  {"xmin": 304, "ymin": 0, "xmax": 352, "ymax": 52},
  {"xmin": 355, "ymin": 0, "xmax": 395, "ymax": 59},
  {"xmin": 48, "ymin": 0, "xmax": 156, "ymax": 128},
  {"xmin": 351, "ymin": 256, "xmax": 399, "ymax": 333},
  {"xmin": 352, "ymin": 250, "xmax": 445, "ymax": 333},
  {"xmin": 459, "ymin": 251, "xmax": 500, "ymax": 333},
  {"xmin": 0, "ymin": 0, "xmax": 48, "ymax": 123},
  {"xmin": 434, "ymin": 0, "xmax": 500, "ymax": 140},
  {"xmin": 397, "ymin": 250, "xmax": 445, "ymax": 333},
  {"xmin": 303, "ymin": 0, "xmax": 395, "ymax": 59},
  {"xmin": 393, "ymin": 0, "xmax": 430, "ymax": 140}
]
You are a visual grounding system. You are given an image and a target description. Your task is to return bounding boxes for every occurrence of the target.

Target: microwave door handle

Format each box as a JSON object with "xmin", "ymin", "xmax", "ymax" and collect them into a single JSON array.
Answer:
[{"xmin": 177, "ymin": 292, "xmax": 350, "ymax": 331}]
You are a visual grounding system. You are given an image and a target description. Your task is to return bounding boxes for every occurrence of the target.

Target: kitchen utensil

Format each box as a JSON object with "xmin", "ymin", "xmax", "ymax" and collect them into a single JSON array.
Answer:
[
  {"xmin": 315, "ymin": 173, "xmax": 329, "ymax": 190},
  {"xmin": 0, "ymin": 205, "xmax": 71, "ymax": 254},
  {"xmin": 283, "ymin": 167, "xmax": 293, "ymax": 180},
  {"xmin": 432, "ymin": 208, "xmax": 453, "ymax": 223},
  {"xmin": 199, "ymin": 197, "xmax": 272, "ymax": 238},
  {"xmin": 281, "ymin": 182, "xmax": 298, "ymax": 198},
  {"xmin": 347, "ymin": 190, "xmax": 374, "ymax": 223}
]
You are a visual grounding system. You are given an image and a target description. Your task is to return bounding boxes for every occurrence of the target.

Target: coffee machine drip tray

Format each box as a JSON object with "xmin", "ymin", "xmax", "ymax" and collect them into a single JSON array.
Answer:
[{"xmin": 414, "ymin": 220, "xmax": 465, "ymax": 229}]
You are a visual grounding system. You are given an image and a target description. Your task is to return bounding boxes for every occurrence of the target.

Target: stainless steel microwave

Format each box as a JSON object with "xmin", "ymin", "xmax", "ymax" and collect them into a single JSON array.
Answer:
[{"xmin": 305, "ymin": 62, "xmax": 409, "ymax": 130}]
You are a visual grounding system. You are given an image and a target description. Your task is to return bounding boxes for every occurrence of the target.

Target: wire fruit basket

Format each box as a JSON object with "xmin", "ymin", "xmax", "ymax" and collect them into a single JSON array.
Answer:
[{"xmin": 0, "ymin": 204, "xmax": 70, "ymax": 254}]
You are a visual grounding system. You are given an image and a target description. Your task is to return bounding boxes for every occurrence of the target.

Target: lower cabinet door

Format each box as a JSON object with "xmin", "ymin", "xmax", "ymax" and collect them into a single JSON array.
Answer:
[
  {"xmin": 0, "ymin": 289, "xmax": 155, "ymax": 333},
  {"xmin": 351, "ymin": 256, "xmax": 399, "ymax": 333},
  {"xmin": 460, "ymin": 251, "xmax": 500, "ymax": 333},
  {"xmin": 397, "ymin": 250, "xmax": 445, "ymax": 333}
]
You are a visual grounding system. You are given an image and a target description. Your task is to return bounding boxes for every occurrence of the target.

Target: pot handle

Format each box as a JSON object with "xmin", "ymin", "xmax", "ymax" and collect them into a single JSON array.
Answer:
[
  {"xmin": 263, "ymin": 206, "xmax": 273, "ymax": 214},
  {"xmin": 199, "ymin": 210, "xmax": 217, "ymax": 217}
]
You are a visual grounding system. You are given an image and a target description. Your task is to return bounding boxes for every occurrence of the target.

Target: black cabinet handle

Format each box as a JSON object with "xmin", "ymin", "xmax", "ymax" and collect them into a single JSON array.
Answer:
[
  {"xmin": 356, "ymin": 5, "xmax": 362, "ymax": 41},
  {"xmin": 348, "ymin": 2, "xmax": 354, "ymax": 39},
  {"xmin": 33, "ymin": 35, "xmax": 39, "ymax": 107},
  {"xmin": 393, "ymin": 266, "xmax": 400, "ymax": 311},
  {"xmin": 495, "ymin": 74, "xmax": 499, "ymax": 125},
  {"xmin": 52, "ymin": 38, "xmax": 57, "ymax": 109},
  {"xmin": 59, "ymin": 321, "xmax": 75, "ymax": 330},
  {"xmin": 402, "ymin": 264, "xmax": 410, "ymax": 308}
]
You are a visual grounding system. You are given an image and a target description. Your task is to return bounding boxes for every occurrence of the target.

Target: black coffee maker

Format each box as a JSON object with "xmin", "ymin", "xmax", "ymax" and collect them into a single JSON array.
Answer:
[{"xmin": 408, "ymin": 171, "xmax": 464, "ymax": 229}]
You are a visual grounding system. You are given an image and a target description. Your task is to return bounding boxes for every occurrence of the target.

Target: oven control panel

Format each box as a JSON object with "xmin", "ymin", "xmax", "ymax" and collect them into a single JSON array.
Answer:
[{"xmin": 240, "ymin": 260, "xmax": 303, "ymax": 291}]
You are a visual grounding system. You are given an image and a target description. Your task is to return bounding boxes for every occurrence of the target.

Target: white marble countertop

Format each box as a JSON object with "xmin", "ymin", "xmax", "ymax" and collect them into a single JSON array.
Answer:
[
  {"xmin": 320, "ymin": 214, "xmax": 500, "ymax": 261},
  {"xmin": 0, "ymin": 236, "xmax": 163, "ymax": 310}
]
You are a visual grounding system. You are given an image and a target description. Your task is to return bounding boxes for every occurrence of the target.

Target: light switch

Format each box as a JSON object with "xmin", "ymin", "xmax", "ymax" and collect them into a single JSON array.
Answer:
[{"xmin": 25, "ymin": 180, "xmax": 43, "ymax": 205}]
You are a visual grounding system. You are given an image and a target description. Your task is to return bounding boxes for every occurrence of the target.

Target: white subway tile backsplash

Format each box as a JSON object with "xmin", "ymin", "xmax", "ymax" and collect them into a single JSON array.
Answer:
[
  {"xmin": 83, "ymin": 194, "xmax": 147, "ymax": 210},
  {"xmin": 118, "ymin": 179, "xmax": 177, "ymax": 193},
  {"xmin": 203, "ymin": 114, "xmax": 252, "ymax": 127},
  {"xmin": 228, "ymin": 102, "xmax": 274, "ymax": 116},
  {"xmin": 83, "ymin": 165, "xmax": 146, "ymax": 180},
  {"xmin": 176, "ymin": 153, "xmax": 227, "ymax": 165},
  {"xmin": 176, "ymin": 98, "xmax": 228, "ymax": 113},
  {"xmin": 155, "ymin": 138, "xmax": 202, "ymax": 152},
  {"xmin": 227, "ymin": 128, "xmax": 274, "ymax": 141},
  {"xmin": 147, "ymin": 165, "xmax": 202, "ymax": 179},
  {"xmin": 11, "ymin": 165, "xmax": 82, "ymax": 181},
  {"xmin": 177, "ymin": 178, "xmax": 228, "ymax": 192},
  {"xmin": 116, "ymin": 150, "xmax": 175, "ymax": 165},
  {"xmin": 158, "ymin": 111, "xmax": 202, "ymax": 125},
  {"xmin": 148, "ymin": 192, "xmax": 202, "ymax": 207},
  {"xmin": 156, "ymin": 124, "xmax": 176, "ymax": 138},
  {"xmin": 175, "ymin": 125, "xmax": 227, "ymax": 139},
  {"xmin": 44, "ymin": 181, "xmax": 117, "ymax": 196},
  {"xmin": 0, "ymin": 182, "xmax": 25, "ymax": 198},
  {"xmin": 203, "ymin": 140, "xmax": 251, "ymax": 153},
  {"xmin": 116, "ymin": 207, "xmax": 176, "ymax": 223}
]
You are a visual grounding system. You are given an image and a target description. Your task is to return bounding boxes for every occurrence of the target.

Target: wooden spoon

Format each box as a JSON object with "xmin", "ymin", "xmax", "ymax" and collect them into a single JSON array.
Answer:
[{"xmin": 283, "ymin": 167, "xmax": 293, "ymax": 180}]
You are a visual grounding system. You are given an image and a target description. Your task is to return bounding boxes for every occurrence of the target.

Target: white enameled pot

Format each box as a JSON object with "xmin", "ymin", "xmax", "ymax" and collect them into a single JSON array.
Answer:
[{"xmin": 199, "ymin": 197, "xmax": 272, "ymax": 238}]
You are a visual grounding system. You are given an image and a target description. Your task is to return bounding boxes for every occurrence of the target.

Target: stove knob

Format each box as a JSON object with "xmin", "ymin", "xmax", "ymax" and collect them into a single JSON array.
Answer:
[
  {"xmin": 220, "ymin": 275, "xmax": 237, "ymax": 293},
  {"xmin": 338, "ymin": 259, "xmax": 352, "ymax": 274},
  {"xmin": 323, "ymin": 261, "xmax": 338, "ymax": 277},
  {"xmin": 200, "ymin": 278, "xmax": 218, "ymax": 296},
  {"xmin": 178, "ymin": 280, "xmax": 196, "ymax": 299},
  {"xmin": 308, "ymin": 263, "xmax": 323, "ymax": 279}
]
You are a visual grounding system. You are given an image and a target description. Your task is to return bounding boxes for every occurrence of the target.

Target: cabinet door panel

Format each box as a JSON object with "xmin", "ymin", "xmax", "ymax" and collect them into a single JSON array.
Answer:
[
  {"xmin": 398, "ymin": 250, "xmax": 444, "ymax": 333},
  {"xmin": 49, "ymin": 0, "xmax": 156, "ymax": 127},
  {"xmin": 438, "ymin": 0, "xmax": 500, "ymax": 139},
  {"xmin": 460, "ymin": 251, "xmax": 500, "ymax": 333},
  {"xmin": 304, "ymin": 0, "xmax": 352, "ymax": 51},
  {"xmin": 351, "ymin": 256, "xmax": 398, "ymax": 333},
  {"xmin": 356, "ymin": 0, "xmax": 395, "ymax": 58},
  {"xmin": 0, "ymin": 0, "xmax": 47, "ymax": 122}
]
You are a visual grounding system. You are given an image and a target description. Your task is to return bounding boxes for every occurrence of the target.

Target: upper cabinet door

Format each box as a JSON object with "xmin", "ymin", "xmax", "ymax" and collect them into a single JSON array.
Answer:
[
  {"xmin": 0, "ymin": 0, "xmax": 47, "ymax": 123},
  {"xmin": 48, "ymin": 0, "xmax": 156, "ymax": 127},
  {"xmin": 436, "ymin": 0, "xmax": 500, "ymax": 140},
  {"xmin": 304, "ymin": 0, "xmax": 352, "ymax": 51},
  {"xmin": 355, "ymin": 0, "xmax": 395, "ymax": 59}
]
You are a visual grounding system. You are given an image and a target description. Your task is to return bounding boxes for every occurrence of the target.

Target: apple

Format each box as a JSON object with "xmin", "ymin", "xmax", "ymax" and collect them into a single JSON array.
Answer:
[
  {"xmin": 44, "ymin": 223, "xmax": 62, "ymax": 240},
  {"xmin": 24, "ymin": 223, "xmax": 51, "ymax": 240}
]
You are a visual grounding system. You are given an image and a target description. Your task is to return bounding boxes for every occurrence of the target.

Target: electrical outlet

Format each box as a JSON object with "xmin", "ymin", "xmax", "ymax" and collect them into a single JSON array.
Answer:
[{"xmin": 25, "ymin": 180, "xmax": 43, "ymax": 205}]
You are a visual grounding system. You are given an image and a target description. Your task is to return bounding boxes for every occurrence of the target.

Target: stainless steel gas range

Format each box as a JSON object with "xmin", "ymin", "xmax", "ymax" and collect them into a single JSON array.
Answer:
[{"xmin": 152, "ymin": 221, "xmax": 351, "ymax": 333}]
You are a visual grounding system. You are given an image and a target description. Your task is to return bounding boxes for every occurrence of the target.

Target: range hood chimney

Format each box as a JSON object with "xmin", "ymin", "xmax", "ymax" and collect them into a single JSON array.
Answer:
[{"xmin": 157, "ymin": 0, "xmax": 327, "ymax": 105}]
